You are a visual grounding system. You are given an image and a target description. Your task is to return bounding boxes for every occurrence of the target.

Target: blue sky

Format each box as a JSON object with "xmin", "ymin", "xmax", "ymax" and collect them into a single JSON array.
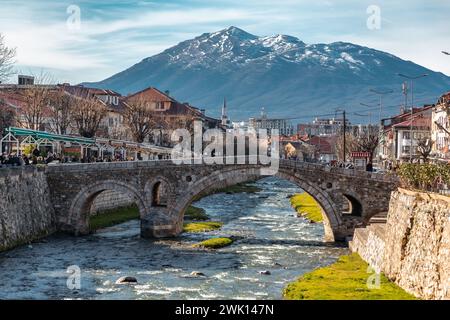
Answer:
[{"xmin": 1, "ymin": 0, "xmax": 449, "ymax": 84}]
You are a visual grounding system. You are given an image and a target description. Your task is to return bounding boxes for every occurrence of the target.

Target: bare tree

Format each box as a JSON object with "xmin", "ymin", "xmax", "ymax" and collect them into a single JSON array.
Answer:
[
  {"xmin": 48, "ymin": 89, "xmax": 76, "ymax": 135},
  {"xmin": 18, "ymin": 73, "xmax": 55, "ymax": 131},
  {"xmin": 0, "ymin": 99, "xmax": 16, "ymax": 136},
  {"xmin": 417, "ymin": 137, "xmax": 433, "ymax": 162},
  {"xmin": 72, "ymin": 94, "xmax": 107, "ymax": 138},
  {"xmin": 0, "ymin": 34, "xmax": 16, "ymax": 83},
  {"xmin": 20, "ymin": 86, "xmax": 51, "ymax": 130},
  {"xmin": 123, "ymin": 97, "xmax": 163, "ymax": 143},
  {"xmin": 335, "ymin": 133, "xmax": 358, "ymax": 162},
  {"xmin": 355, "ymin": 126, "xmax": 380, "ymax": 163}
]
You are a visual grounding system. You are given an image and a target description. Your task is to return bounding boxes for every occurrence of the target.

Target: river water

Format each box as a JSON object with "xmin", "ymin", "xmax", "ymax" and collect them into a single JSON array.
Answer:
[{"xmin": 0, "ymin": 177, "xmax": 347, "ymax": 300}]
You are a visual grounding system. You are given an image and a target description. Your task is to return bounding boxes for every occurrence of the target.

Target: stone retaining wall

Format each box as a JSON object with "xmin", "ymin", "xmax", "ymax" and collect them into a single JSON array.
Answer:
[
  {"xmin": 350, "ymin": 188, "xmax": 450, "ymax": 300},
  {"xmin": 90, "ymin": 190, "xmax": 134, "ymax": 214},
  {"xmin": 0, "ymin": 167, "xmax": 55, "ymax": 251}
]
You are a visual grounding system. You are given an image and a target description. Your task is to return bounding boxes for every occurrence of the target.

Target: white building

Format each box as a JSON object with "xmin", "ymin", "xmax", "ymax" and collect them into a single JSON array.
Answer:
[
  {"xmin": 431, "ymin": 92, "xmax": 450, "ymax": 161},
  {"xmin": 249, "ymin": 108, "xmax": 294, "ymax": 136}
]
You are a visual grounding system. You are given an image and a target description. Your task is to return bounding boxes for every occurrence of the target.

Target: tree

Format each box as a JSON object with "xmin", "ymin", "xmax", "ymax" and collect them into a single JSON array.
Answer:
[
  {"xmin": 0, "ymin": 99, "xmax": 16, "ymax": 136},
  {"xmin": 0, "ymin": 34, "xmax": 16, "ymax": 83},
  {"xmin": 20, "ymin": 85, "xmax": 52, "ymax": 130},
  {"xmin": 417, "ymin": 137, "xmax": 433, "ymax": 162},
  {"xmin": 72, "ymin": 94, "xmax": 107, "ymax": 138},
  {"xmin": 48, "ymin": 89, "xmax": 75, "ymax": 135},
  {"xmin": 335, "ymin": 133, "xmax": 358, "ymax": 162},
  {"xmin": 355, "ymin": 125, "xmax": 380, "ymax": 163},
  {"xmin": 123, "ymin": 97, "xmax": 162, "ymax": 143}
]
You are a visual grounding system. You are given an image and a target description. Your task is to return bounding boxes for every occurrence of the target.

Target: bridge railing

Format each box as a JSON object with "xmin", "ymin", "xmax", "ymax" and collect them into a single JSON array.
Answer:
[{"xmin": 43, "ymin": 155, "xmax": 398, "ymax": 182}]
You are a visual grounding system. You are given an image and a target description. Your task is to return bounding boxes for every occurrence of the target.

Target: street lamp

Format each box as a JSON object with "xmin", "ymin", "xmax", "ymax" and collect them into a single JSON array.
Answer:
[
  {"xmin": 369, "ymin": 88, "xmax": 394, "ymax": 124},
  {"xmin": 397, "ymin": 73, "xmax": 429, "ymax": 162}
]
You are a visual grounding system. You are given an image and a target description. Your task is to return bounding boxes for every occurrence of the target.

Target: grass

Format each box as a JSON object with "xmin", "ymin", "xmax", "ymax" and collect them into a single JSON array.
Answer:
[
  {"xmin": 183, "ymin": 221, "xmax": 223, "ymax": 233},
  {"xmin": 193, "ymin": 237, "xmax": 233, "ymax": 249},
  {"xmin": 290, "ymin": 193, "xmax": 323, "ymax": 223},
  {"xmin": 184, "ymin": 205, "xmax": 210, "ymax": 221},
  {"xmin": 283, "ymin": 253, "xmax": 417, "ymax": 300},
  {"xmin": 89, "ymin": 205, "xmax": 140, "ymax": 231}
]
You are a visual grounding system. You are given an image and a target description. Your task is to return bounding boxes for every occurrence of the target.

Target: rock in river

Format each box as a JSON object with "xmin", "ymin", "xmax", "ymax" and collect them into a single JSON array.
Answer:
[{"xmin": 116, "ymin": 276, "xmax": 138, "ymax": 284}]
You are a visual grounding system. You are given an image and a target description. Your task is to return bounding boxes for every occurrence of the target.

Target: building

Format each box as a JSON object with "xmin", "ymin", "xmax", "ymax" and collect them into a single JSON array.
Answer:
[
  {"xmin": 220, "ymin": 97, "xmax": 232, "ymax": 128},
  {"xmin": 249, "ymin": 108, "xmax": 294, "ymax": 136},
  {"xmin": 431, "ymin": 92, "xmax": 450, "ymax": 161},
  {"xmin": 379, "ymin": 105, "xmax": 433, "ymax": 162},
  {"xmin": 0, "ymin": 77, "xmax": 222, "ymax": 147},
  {"xmin": 61, "ymin": 85, "xmax": 128, "ymax": 139},
  {"xmin": 297, "ymin": 117, "xmax": 350, "ymax": 136}
]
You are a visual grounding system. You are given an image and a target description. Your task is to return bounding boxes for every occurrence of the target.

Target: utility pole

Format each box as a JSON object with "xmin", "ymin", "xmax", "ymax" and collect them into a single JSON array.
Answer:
[
  {"xmin": 343, "ymin": 110, "xmax": 347, "ymax": 163},
  {"xmin": 397, "ymin": 73, "xmax": 428, "ymax": 162},
  {"xmin": 370, "ymin": 88, "xmax": 393, "ymax": 123}
]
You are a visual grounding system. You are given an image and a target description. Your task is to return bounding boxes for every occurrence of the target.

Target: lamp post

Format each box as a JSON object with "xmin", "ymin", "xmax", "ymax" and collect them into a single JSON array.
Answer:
[
  {"xmin": 370, "ymin": 88, "xmax": 394, "ymax": 124},
  {"xmin": 397, "ymin": 73, "xmax": 428, "ymax": 162},
  {"xmin": 336, "ymin": 108, "xmax": 347, "ymax": 163}
]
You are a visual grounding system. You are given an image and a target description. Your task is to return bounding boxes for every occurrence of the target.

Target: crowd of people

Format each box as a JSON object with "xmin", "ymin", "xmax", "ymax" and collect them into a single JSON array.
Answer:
[{"xmin": 0, "ymin": 148, "xmax": 132, "ymax": 168}]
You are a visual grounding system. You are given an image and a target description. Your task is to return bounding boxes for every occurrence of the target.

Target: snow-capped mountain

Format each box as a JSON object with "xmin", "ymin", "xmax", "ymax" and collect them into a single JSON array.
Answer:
[{"xmin": 85, "ymin": 26, "xmax": 450, "ymax": 121}]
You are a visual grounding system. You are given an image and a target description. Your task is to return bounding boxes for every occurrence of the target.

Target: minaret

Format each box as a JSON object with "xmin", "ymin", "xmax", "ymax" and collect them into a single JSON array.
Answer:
[{"xmin": 221, "ymin": 97, "xmax": 229, "ymax": 127}]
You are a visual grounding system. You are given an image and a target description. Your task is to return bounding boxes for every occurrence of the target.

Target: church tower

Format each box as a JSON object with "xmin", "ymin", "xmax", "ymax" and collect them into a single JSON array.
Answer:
[{"xmin": 221, "ymin": 97, "xmax": 229, "ymax": 127}]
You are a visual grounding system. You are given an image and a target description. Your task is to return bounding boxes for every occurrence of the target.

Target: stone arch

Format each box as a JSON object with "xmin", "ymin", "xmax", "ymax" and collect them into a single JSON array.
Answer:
[
  {"xmin": 68, "ymin": 180, "xmax": 147, "ymax": 235},
  {"xmin": 342, "ymin": 193, "xmax": 363, "ymax": 217},
  {"xmin": 172, "ymin": 167, "xmax": 340, "ymax": 242},
  {"xmin": 144, "ymin": 177, "xmax": 174, "ymax": 208}
]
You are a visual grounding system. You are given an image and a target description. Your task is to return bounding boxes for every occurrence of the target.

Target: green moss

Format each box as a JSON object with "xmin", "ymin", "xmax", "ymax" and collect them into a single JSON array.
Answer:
[
  {"xmin": 290, "ymin": 193, "xmax": 323, "ymax": 223},
  {"xmin": 184, "ymin": 205, "xmax": 210, "ymax": 221},
  {"xmin": 89, "ymin": 205, "xmax": 140, "ymax": 231},
  {"xmin": 283, "ymin": 253, "xmax": 417, "ymax": 300},
  {"xmin": 193, "ymin": 237, "xmax": 233, "ymax": 249},
  {"xmin": 183, "ymin": 221, "xmax": 223, "ymax": 233}
]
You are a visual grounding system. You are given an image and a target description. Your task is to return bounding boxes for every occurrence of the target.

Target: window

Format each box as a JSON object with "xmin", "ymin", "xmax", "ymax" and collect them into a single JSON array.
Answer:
[
  {"xmin": 402, "ymin": 131, "xmax": 410, "ymax": 139},
  {"xmin": 402, "ymin": 146, "xmax": 410, "ymax": 154}
]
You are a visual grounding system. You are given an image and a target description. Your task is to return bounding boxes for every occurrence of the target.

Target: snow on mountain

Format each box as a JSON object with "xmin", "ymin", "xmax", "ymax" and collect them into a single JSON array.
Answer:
[{"xmin": 84, "ymin": 26, "xmax": 450, "ymax": 121}]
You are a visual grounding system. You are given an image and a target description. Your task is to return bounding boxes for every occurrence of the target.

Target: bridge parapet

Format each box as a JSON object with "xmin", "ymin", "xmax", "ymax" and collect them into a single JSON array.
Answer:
[{"xmin": 43, "ymin": 158, "xmax": 398, "ymax": 242}]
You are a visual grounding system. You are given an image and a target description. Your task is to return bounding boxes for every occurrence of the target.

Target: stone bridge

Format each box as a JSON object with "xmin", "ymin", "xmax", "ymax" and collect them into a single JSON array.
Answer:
[{"xmin": 45, "ymin": 159, "xmax": 398, "ymax": 242}]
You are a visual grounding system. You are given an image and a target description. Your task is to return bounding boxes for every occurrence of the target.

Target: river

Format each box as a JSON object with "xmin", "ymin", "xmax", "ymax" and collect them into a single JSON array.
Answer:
[{"xmin": 0, "ymin": 177, "xmax": 348, "ymax": 300}]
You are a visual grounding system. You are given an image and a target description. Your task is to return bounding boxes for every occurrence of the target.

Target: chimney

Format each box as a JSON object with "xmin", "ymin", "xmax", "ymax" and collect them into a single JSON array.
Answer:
[{"xmin": 164, "ymin": 90, "xmax": 170, "ymax": 97}]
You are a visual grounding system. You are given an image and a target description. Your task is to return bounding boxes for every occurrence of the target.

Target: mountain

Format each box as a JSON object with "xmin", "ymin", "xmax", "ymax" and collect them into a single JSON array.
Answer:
[{"xmin": 84, "ymin": 26, "xmax": 450, "ymax": 122}]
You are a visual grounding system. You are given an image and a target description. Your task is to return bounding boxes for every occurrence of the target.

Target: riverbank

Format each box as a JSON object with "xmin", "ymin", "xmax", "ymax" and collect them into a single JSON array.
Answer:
[
  {"xmin": 290, "ymin": 193, "xmax": 323, "ymax": 223},
  {"xmin": 283, "ymin": 253, "xmax": 416, "ymax": 300},
  {"xmin": 89, "ymin": 205, "xmax": 140, "ymax": 231}
]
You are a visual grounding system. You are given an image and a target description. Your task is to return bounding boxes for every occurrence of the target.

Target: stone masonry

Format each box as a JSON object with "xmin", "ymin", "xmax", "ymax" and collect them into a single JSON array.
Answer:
[
  {"xmin": 0, "ymin": 167, "xmax": 55, "ymax": 251},
  {"xmin": 350, "ymin": 188, "xmax": 450, "ymax": 300},
  {"xmin": 44, "ymin": 159, "xmax": 398, "ymax": 242}
]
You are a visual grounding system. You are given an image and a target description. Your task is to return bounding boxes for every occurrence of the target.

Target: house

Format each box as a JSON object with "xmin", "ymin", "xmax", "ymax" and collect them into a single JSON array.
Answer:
[
  {"xmin": 431, "ymin": 92, "xmax": 450, "ymax": 161},
  {"xmin": 379, "ymin": 105, "xmax": 433, "ymax": 163},
  {"xmin": 305, "ymin": 135, "xmax": 337, "ymax": 163},
  {"xmin": 279, "ymin": 135, "xmax": 315, "ymax": 161},
  {"xmin": 61, "ymin": 85, "xmax": 128, "ymax": 139}
]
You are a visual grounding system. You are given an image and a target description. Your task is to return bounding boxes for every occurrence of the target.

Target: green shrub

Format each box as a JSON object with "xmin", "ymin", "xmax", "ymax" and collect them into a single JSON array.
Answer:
[{"xmin": 397, "ymin": 163, "xmax": 450, "ymax": 192}]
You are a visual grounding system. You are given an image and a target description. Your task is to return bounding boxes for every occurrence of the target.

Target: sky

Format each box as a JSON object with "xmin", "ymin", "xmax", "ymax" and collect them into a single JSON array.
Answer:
[{"xmin": 1, "ymin": 0, "xmax": 449, "ymax": 84}]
